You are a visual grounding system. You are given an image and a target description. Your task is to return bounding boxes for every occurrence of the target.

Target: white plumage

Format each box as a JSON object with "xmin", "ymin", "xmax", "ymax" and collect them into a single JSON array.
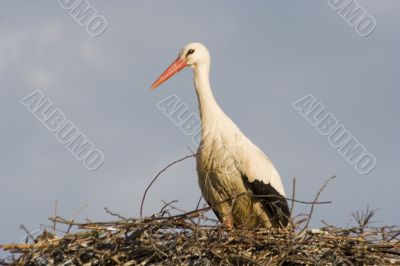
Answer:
[{"xmin": 152, "ymin": 43, "xmax": 289, "ymax": 229}]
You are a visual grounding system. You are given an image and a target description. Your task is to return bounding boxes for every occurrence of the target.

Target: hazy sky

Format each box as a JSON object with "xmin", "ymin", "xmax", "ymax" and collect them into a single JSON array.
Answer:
[{"xmin": 1, "ymin": 1, "xmax": 399, "ymax": 256}]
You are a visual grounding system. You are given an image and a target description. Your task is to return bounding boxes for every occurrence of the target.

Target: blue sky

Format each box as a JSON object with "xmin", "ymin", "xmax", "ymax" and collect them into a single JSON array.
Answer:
[{"xmin": 1, "ymin": 1, "xmax": 399, "ymax": 255}]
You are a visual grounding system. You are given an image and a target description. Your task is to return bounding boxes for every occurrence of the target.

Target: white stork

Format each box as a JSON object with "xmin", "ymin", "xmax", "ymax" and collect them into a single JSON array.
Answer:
[{"xmin": 151, "ymin": 43, "xmax": 289, "ymax": 229}]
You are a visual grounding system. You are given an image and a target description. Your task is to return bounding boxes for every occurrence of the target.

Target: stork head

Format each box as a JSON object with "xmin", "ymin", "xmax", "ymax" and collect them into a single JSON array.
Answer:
[{"xmin": 151, "ymin": 42, "xmax": 210, "ymax": 89}]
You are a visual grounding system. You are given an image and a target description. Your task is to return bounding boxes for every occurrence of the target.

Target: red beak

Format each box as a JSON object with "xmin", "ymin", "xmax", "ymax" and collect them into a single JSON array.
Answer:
[{"xmin": 151, "ymin": 57, "xmax": 187, "ymax": 89}]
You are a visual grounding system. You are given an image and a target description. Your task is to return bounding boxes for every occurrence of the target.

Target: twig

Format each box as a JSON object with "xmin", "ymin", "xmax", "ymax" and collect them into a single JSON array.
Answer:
[
  {"xmin": 159, "ymin": 200, "xmax": 178, "ymax": 214},
  {"xmin": 53, "ymin": 200, "xmax": 58, "ymax": 233},
  {"xmin": 66, "ymin": 221, "xmax": 74, "ymax": 234},
  {"xmin": 160, "ymin": 191, "xmax": 331, "ymax": 223},
  {"xmin": 104, "ymin": 207, "xmax": 128, "ymax": 220},
  {"xmin": 289, "ymin": 177, "xmax": 296, "ymax": 220},
  {"xmin": 301, "ymin": 175, "xmax": 336, "ymax": 233},
  {"xmin": 40, "ymin": 223, "xmax": 68, "ymax": 234},
  {"xmin": 19, "ymin": 224, "xmax": 34, "ymax": 242},
  {"xmin": 140, "ymin": 154, "xmax": 197, "ymax": 217},
  {"xmin": 195, "ymin": 195, "xmax": 203, "ymax": 210},
  {"xmin": 70, "ymin": 204, "xmax": 88, "ymax": 220},
  {"xmin": 161, "ymin": 200, "xmax": 187, "ymax": 214},
  {"xmin": 250, "ymin": 194, "xmax": 331, "ymax": 205}
]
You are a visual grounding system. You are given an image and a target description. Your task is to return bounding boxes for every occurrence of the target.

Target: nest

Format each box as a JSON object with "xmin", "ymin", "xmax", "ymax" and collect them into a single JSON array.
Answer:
[
  {"xmin": 1, "ymin": 208, "xmax": 399, "ymax": 266},
  {"xmin": 1, "ymin": 157, "xmax": 399, "ymax": 265}
]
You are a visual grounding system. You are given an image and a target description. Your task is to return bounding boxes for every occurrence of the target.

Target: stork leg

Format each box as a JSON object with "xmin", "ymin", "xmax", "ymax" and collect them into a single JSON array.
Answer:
[
  {"xmin": 223, "ymin": 216, "xmax": 233, "ymax": 231},
  {"xmin": 217, "ymin": 216, "xmax": 233, "ymax": 237}
]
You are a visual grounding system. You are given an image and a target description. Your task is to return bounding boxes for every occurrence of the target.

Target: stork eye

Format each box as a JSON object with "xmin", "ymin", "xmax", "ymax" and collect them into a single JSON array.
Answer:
[{"xmin": 186, "ymin": 49, "xmax": 195, "ymax": 56}]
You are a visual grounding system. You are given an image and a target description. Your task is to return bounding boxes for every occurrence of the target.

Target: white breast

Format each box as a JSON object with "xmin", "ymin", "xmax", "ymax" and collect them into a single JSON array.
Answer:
[{"xmin": 196, "ymin": 116, "xmax": 284, "ymax": 227}]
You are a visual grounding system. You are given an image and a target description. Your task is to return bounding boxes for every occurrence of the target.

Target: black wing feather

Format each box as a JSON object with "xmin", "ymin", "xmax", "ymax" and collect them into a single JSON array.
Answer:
[
  {"xmin": 205, "ymin": 200, "xmax": 221, "ymax": 221},
  {"xmin": 243, "ymin": 175, "xmax": 290, "ymax": 227}
]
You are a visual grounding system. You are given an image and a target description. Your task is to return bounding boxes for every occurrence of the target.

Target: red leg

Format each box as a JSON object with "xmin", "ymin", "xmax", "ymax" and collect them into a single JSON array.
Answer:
[{"xmin": 223, "ymin": 216, "xmax": 233, "ymax": 231}]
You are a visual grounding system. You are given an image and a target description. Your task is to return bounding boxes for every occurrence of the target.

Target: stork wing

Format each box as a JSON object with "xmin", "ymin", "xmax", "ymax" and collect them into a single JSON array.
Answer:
[
  {"xmin": 237, "ymin": 140, "xmax": 290, "ymax": 227},
  {"xmin": 242, "ymin": 174, "xmax": 290, "ymax": 227}
]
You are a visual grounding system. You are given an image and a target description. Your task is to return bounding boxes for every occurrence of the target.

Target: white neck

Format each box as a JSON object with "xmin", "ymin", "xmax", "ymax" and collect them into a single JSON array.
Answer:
[
  {"xmin": 193, "ymin": 61, "xmax": 242, "ymax": 150},
  {"xmin": 193, "ymin": 63, "xmax": 223, "ymax": 127}
]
